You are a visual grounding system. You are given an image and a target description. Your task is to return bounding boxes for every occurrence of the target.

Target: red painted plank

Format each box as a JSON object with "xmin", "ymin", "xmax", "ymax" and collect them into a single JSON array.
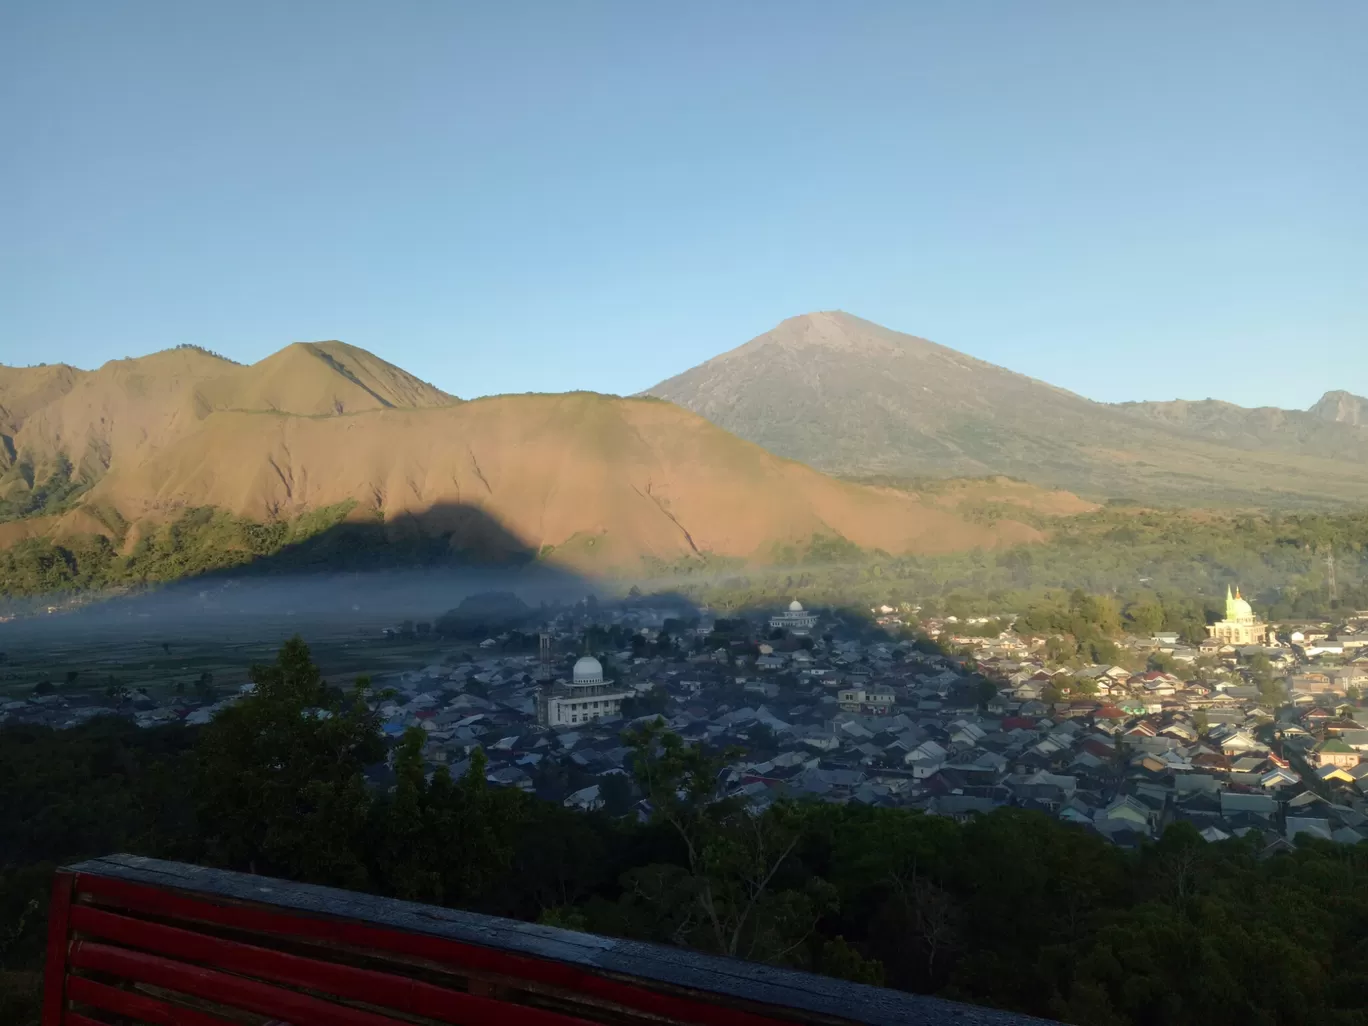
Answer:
[
  {"xmin": 68, "ymin": 940, "xmax": 410, "ymax": 1026},
  {"xmin": 68, "ymin": 904, "xmax": 596, "ymax": 1026},
  {"xmin": 67, "ymin": 975, "xmax": 239, "ymax": 1026},
  {"xmin": 75, "ymin": 873, "xmax": 790, "ymax": 1026},
  {"xmin": 62, "ymin": 1014, "xmax": 108, "ymax": 1026},
  {"xmin": 41, "ymin": 872, "xmax": 74, "ymax": 1026}
]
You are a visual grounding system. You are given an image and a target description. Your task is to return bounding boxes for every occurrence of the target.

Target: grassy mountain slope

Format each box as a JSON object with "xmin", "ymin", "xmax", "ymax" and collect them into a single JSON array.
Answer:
[
  {"xmin": 0, "ymin": 363, "xmax": 84, "ymax": 434},
  {"xmin": 0, "ymin": 339, "xmax": 1079, "ymax": 586},
  {"xmin": 61, "ymin": 392, "xmax": 1050, "ymax": 573},
  {"xmin": 1114, "ymin": 395, "xmax": 1368, "ymax": 459},
  {"xmin": 0, "ymin": 343, "xmax": 454, "ymax": 503},
  {"xmin": 644, "ymin": 312, "xmax": 1368, "ymax": 507}
]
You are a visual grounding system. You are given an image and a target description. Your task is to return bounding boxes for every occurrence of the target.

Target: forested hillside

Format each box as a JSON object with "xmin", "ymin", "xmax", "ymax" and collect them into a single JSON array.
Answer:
[{"xmin": 671, "ymin": 507, "xmax": 1368, "ymax": 623}]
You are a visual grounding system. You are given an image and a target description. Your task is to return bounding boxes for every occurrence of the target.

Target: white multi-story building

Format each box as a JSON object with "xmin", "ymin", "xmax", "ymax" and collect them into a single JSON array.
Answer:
[
  {"xmin": 770, "ymin": 599, "xmax": 818, "ymax": 635},
  {"xmin": 536, "ymin": 656, "xmax": 633, "ymax": 728}
]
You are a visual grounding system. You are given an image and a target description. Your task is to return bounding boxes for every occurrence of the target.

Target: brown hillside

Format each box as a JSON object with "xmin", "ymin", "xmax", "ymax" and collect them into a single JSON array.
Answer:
[
  {"xmin": 0, "ymin": 343, "xmax": 455, "ymax": 486},
  {"xmin": 0, "ymin": 363, "xmax": 84, "ymax": 434},
  {"xmin": 857, "ymin": 476, "xmax": 1102, "ymax": 518},
  {"xmin": 79, "ymin": 392, "xmax": 1045, "ymax": 572},
  {"xmin": 194, "ymin": 341, "xmax": 454, "ymax": 416}
]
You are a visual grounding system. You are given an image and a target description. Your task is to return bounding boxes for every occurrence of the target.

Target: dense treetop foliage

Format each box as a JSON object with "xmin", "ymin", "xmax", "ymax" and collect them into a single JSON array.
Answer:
[{"xmin": 3, "ymin": 638, "xmax": 1367, "ymax": 1025}]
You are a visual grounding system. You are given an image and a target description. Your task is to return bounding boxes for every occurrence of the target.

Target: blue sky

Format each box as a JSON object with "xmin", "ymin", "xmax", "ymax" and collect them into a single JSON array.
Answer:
[{"xmin": 2, "ymin": 2, "xmax": 1363, "ymax": 406}]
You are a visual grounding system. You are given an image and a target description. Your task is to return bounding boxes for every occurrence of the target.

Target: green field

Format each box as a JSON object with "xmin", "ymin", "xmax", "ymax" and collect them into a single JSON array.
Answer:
[{"xmin": 0, "ymin": 616, "xmax": 468, "ymax": 703}]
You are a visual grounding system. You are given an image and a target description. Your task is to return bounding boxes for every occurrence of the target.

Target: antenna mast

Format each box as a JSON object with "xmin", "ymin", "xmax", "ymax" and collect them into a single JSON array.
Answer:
[{"xmin": 1326, "ymin": 545, "xmax": 1339, "ymax": 604}]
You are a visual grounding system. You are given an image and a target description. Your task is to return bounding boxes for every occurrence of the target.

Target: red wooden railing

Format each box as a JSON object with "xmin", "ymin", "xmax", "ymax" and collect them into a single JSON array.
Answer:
[{"xmin": 44, "ymin": 854, "xmax": 1053, "ymax": 1026}]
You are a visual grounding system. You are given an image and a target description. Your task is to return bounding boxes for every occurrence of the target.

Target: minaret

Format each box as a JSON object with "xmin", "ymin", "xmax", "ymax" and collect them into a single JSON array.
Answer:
[{"xmin": 538, "ymin": 630, "xmax": 553, "ymax": 682}]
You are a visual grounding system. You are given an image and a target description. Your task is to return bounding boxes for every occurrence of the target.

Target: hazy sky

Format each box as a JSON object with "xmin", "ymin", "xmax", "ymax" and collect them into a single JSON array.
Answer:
[{"xmin": 2, "ymin": 2, "xmax": 1363, "ymax": 406}]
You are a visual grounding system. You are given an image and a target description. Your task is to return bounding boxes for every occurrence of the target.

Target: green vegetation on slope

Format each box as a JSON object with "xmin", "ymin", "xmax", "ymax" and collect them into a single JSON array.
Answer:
[
  {"xmin": 672, "ymin": 508, "xmax": 1368, "ymax": 622},
  {"xmin": 0, "ymin": 455, "xmax": 90, "ymax": 524},
  {"xmin": 0, "ymin": 502, "xmax": 359, "ymax": 599},
  {"xmin": 6, "ymin": 504, "xmax": 1368, "ymax": 634},
  {"xmin": 2, "ymin": 638, "xmax": 1367, "ymax": 1026}
]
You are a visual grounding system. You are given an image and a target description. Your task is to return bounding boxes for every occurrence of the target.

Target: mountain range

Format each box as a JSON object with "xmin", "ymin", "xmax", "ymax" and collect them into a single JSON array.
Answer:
[
  {"xmin": 645, "ymin": 312, "xmax": 1368, "ymax": 507},
  {"xmin": 0, "ymin": 341, "xmax": 1077, "ymax": 579},
  {"xmin": 3, "ymin": 313, "xmax": 1363, "ymax": 586}
]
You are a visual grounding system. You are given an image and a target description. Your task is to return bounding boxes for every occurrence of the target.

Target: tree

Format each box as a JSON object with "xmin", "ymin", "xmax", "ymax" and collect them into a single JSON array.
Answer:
[
  {"xmin": 745, "ymin": 722, "xmax": 777, "ymax": 751},
  {"xmin": 194, "ymin": 636, "xmax": 383, "ymax": 886},
  {"xmin": 817, "ymin": 935, "xmax": 885, "ymax": 985},
  {"xmin": 1045, "ymin": 635, "xmax": 1078, "ymax": 665},
  {"xmin": 1245, "ymin": 653, "xmax": 1273, "ymax": 683},
  {"xmin": 1258, "ymin": 676, "xmax": 1285, "ymax": 709},
  {"xmin": 888, "ymin": 871, "xmax": 960, "ymax": 980},
  {"xmin": 973, "ymin": 675, "xmax": 997, "ymax": 708},
  {"xmin": 599, "ymin": 772, "xmax": 634, "ymax": 816},
  {"xmin": 1147, "ymin": 651, "xmax": 1179, "ymax": 674},
  {"xmin": 621, "ymin": 721, "xmax": 832, "ymax": 963},
  {"xmin": 374, "ymin": 727, "xmax": 442, "ymax": 901},
  {"xmin": 1124, "ymin": 601, "xmax": 1166, "ymax": 636},
  {"xmin": 443, "ymin": 746, "xmax": 523, "ymax": 903}
]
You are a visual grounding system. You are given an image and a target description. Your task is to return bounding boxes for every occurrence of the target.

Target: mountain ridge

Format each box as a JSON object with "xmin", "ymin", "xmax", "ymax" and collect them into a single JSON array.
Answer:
[
  {"xmin": 1309, "ymin": 389, "xmax": 1368, "ymax": 426},
  {"xmin": 0, "ymin": 342, "xmax": 455, "ymax": 491},
  {"xmin": 0, "ymin": 344, "xmax": 1083, "ymax": 579},
  {"xmin": 645, "ymin": 312, "xmax": 1368, "ymax": 507}
]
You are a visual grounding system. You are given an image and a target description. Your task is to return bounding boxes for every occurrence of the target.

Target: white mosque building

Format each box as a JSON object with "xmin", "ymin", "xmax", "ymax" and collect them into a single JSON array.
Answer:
[
  {"xmin": 770, "ymin": 599, "xmax": 819, "ymax": 635},
  {"xmin": 536, "ymin": 655, "xmax": 633, "ymax": 728}
]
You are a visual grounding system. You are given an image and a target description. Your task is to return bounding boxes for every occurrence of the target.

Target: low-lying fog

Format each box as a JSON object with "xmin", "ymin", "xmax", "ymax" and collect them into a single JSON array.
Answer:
[{"xmin": 0, "ymin": 565, "xmax": 620, "ymax": 644}]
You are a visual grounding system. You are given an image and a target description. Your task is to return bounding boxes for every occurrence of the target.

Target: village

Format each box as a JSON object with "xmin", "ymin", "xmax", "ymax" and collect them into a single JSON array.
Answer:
[{"xmin": 5, "ymin": 589, "xmax": 1368, "ymax": 851}]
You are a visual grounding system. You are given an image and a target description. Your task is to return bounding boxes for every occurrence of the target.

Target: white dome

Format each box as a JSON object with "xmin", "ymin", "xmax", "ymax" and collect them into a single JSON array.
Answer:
[
  {"xmin": 572, "ymin": 656, "xmax": 604, "ymax": 684},
  {"xmin": 788, "ymin": 600, "xmax": 804, "ymax": 612}
]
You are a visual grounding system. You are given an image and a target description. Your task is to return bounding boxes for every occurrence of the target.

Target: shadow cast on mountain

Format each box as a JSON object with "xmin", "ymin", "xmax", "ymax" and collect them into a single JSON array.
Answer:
[{"xmin": 51, "ymin": 503, "xmax": 609, "ymax": 632}]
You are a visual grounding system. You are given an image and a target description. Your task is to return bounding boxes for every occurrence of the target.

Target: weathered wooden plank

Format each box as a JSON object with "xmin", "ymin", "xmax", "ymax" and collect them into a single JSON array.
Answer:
[
  {"xmin": 41, "ymin": 872, "xmax": 74, "ymax": 1026},
  {"xmin": 64, "ymin": 854, "xmax": 1058, "ymax": 1026},
  {"xmin": 68, "ymin": 903, "xmax": 594, "ymax": 1026},
  {"xmin": 74, "ymin": 872, "xmax": 792, "ymax": 1026},
  {"xmin": 66, "ymin": 975, "xmax": 241, "ymax": 1026},
  {"xmin": 68, "ymin": 940, "xmax": 410, "ymax": 1026}
]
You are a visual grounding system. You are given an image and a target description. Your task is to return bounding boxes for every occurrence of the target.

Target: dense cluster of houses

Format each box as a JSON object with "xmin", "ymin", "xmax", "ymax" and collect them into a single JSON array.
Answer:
[
  {"xmin": 6, "ymin": 598, "xmax": 1367, "ymax": 849},
  {"xmin": 351, "ymin": 601, "xmax": 1368, "ymax": 849}
]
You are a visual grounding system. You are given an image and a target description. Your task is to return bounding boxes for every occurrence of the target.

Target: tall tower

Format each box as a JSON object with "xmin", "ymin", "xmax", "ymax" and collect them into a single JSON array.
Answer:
[{"xmin": 538, "ymin": 630, "xmax": 553, "ymax": 682}]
